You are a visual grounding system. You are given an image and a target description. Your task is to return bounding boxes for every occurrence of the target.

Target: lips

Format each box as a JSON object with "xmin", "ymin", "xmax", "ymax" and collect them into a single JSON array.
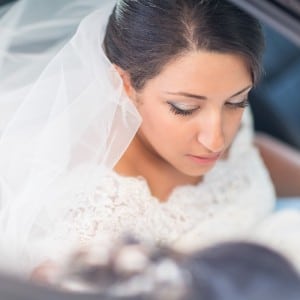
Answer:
[{"xmin": 186, "ymin": 153, "xmax": 221, "ymax": 164}]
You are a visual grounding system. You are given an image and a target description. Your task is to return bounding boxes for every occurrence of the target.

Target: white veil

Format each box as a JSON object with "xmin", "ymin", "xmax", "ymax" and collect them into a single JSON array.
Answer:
[{"xmin": 0, "ymin": 0, "xmax": 141, "ymax": 273}]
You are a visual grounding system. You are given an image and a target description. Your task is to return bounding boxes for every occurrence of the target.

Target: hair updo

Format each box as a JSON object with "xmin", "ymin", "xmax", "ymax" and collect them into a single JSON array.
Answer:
[{"xmin": 103, "ymin": 0, "xmax": 264, "ymax": 91}]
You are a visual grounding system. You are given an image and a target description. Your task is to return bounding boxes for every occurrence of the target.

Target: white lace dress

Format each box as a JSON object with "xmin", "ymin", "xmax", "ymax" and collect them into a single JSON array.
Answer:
[{"xmin": 21, "ymin": 108, "xmax": 290, "ymax": 273}]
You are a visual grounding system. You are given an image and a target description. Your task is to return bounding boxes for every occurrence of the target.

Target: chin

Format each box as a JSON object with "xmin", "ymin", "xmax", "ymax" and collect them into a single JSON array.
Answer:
[{"xmin": 179, "ymin": 164, "xmax": 216, "ymax": 178}]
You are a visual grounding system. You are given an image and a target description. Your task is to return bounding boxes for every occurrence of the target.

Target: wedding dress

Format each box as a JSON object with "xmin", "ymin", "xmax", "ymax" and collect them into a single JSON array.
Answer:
[{"xmin": 0, "ymin": 0, "xmax": 299, "ymax": 278}]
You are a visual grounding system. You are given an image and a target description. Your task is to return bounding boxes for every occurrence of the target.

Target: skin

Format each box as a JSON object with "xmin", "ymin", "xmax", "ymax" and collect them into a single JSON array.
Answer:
[
  {"xmin": 31, "ymin": 51, "xmax": 253, "ymax": 282},
  {"xmin": 115, "ymin": 50, "xmax": 252, "ymax": 201},
  {"xmin": 31, "ymin": 51, "xmax": 300, "ymax": 283},
  {"xmin": 31, "ymin": 51, "xmax": 300, "ymax": 282}
]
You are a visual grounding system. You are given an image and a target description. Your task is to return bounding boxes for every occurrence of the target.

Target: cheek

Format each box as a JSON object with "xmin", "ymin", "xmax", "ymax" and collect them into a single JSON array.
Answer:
[{"xmin": 138, "ymin": 105, "xmax": 186, "ymax": 146}]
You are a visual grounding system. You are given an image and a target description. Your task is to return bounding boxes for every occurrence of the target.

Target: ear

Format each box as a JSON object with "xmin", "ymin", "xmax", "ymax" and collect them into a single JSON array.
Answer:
[{"xmin": 113, "ymin": 65, "xmax": 136, "ymax": 100}]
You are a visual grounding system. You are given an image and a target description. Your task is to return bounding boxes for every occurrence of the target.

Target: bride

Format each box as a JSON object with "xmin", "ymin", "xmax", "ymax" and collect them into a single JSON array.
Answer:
[{"xmin": 0, "ymin": 0, "xmax": 300, "ymax": 281}]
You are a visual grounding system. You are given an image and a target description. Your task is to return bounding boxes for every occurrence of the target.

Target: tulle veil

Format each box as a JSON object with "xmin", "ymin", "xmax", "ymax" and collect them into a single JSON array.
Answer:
[{"xmin": 0, "ymin": 0, "xmax": 141, "ymax": 273}]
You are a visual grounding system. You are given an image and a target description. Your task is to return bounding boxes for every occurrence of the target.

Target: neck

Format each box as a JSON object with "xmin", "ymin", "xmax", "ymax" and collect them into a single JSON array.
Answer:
[{"xmin": 114, "ymin": 134, "xmax": 202, "ymax": 202}]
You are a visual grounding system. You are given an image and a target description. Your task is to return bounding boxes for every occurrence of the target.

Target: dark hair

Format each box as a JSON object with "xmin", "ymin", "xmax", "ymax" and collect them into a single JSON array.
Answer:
[{"xmin": 103, "ymin": 0, "xmax": 265, "ymax": 91}]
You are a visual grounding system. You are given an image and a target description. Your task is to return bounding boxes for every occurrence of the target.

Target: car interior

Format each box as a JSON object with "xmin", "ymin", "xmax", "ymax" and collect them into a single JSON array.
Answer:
[
  {"xmin": 0, "ymin": 0, "xmax": 299, "ymax": 299},
  {"xmin": 229, "ymin": 0, "xmax": 300, "ymax": 149}
]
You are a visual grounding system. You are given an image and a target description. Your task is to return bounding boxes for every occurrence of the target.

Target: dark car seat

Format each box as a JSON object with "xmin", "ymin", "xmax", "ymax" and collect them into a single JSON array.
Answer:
[{"xmin": 251, "ymin": 25, "xmax": 300, "ymax": 149}]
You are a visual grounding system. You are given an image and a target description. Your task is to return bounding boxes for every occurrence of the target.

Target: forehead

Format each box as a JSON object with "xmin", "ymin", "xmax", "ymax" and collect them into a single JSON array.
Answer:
[{"xmin": 143, "ymin": 51, "xmax": 252, "ymax": 98}]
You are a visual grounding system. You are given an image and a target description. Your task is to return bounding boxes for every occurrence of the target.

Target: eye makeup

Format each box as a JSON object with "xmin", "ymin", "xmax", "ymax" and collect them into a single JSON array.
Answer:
[
  {"xmin": 167, "ymin": 98, "xmax": 249, "ymax": 117},
  {"xmin": 225, "ymin": 98, "xmax": 249, "ymax": 109},
  {"xmin": 167, "ymin": 102, "xmax": 200, "ymax": 116}
]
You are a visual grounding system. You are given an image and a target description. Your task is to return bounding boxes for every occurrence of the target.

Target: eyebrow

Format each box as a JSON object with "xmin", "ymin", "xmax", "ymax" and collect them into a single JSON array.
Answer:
[{"xmin": 165, "ymin": 85, "xmax": 253, "ymax": 100}]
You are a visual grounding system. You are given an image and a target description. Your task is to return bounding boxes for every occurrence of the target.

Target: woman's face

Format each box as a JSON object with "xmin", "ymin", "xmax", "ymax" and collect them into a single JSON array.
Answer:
[{"xmin": 130, "ymin": 51, "xmax": 252, "ymax": 177}]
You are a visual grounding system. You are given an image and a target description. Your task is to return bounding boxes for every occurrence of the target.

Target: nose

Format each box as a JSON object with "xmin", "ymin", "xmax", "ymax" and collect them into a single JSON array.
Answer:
[{"xmin": 197, "ymin": 111, "xmax": 225, "ymax": 153}]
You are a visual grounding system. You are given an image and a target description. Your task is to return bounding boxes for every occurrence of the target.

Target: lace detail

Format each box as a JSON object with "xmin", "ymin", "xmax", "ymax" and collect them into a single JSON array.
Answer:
[{"xmin": 26, "ymin": 109, "xmax": 276, "ymax": 270}]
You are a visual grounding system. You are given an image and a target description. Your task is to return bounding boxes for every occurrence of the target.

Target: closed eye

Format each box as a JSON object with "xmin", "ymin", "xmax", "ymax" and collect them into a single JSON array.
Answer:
[
  {"xmin": 167, "ymin": 102, "xmax": 199, "ymax": 116},
  {"xmin": 225, "ymin": 99, "xmax": 249, "ymax": 109}
]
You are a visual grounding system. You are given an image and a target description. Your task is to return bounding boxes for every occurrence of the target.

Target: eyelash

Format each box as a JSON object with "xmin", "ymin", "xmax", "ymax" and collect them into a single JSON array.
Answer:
[
  {"xmin": 168, "ymin": 99, "xmax": 249, "ymax": 116},
  {"xmin": 168, "ymin": 104, "xmax": 197, "ymax": 116},
  {"xmin": 226, "ymin": 99, "xmax": 249, "ymax": 109}
]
